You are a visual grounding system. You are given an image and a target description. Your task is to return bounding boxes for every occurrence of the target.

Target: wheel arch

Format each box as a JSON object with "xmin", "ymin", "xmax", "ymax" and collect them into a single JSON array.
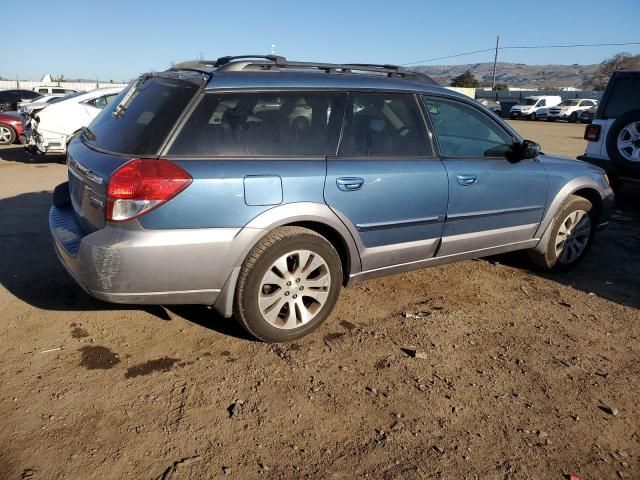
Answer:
[
  {"xmin": 533, "ymin": 177, "xmax": 607, "ymax": 253},
  {"xmin": 213, "ymin": 202, "xmax": 362, "ymax": 318}
]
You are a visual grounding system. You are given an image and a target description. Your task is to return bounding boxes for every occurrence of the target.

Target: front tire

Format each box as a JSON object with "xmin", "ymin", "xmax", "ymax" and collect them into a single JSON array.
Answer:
[
  {"xmin": 529, "ymin": 112, "xmax": 537, "ymax": 121},
  {"xmin": 528, "ymin": 195, "xmax": 594, "ymax": 271},
  {"xmin": 0, "ymin": 124, "xmax": 16, "ymax": 145},
  {"xmin": 569, "ymin": 112, "xmax": 578, "ymax": 123},
  {"xmin": 233, "ymin": 227, "xmax": 342, "ymax": 342}
]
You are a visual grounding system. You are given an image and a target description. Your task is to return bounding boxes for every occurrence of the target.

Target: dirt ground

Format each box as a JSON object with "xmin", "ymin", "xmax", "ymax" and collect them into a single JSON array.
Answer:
[{"xmin": 0, "ymin": 121, "xmax": 638, "ymax": 480}]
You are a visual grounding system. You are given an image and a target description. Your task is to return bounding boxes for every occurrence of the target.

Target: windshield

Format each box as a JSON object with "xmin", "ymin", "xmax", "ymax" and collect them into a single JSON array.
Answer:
[
  {"xmin": 84, "ymin": 76, "xmax": 201, "ymax": 155},
  {"xmin": 558, "ymin": 99, "xmax": 579, "ymax": 106},
  {"xmin": 521, "ymin": 98, "xmax": 538, "ymax": 106}
]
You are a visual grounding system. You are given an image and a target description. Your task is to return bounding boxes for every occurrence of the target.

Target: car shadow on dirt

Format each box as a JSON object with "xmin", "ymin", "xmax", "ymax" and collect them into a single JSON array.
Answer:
[
  {"xmin": 0, "ymin": 145, "xmax": 65, "ymax": 164},
  {"xmin": 494, "ymin": 184, "xmax": 640, "ymax": 309},
  {"xmin": 1, "ymin": 187, "xmax": 637, "ymax": 345},
  {"xmin": 0, "ymin": 190, "xmax": 253, "ymax": 339}
]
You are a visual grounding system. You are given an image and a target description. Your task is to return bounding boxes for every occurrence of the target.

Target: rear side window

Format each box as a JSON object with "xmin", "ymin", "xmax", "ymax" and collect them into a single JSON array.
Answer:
[
  {"xmin": 86, "ymin": 77, "xmax": 200, "ymax": 155},
  {"xmin": 52, "ymin": 88, "xmax": 66, "ymax": 94},
  {"xmin": 602, "ymin": 75, "xmax": 640, "ymax": 118},
  {"xmin": 339, "ymin": 93, "xmax": 430, "ymax": 157},
  {"xmin": 169, "ymin": 92, "xmax": 345, "ymax": 156}
]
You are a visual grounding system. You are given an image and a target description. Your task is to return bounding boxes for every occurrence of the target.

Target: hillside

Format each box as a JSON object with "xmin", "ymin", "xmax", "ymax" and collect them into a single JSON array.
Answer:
[{"xmin": 413, "ymin": 61, "xmax": 599, "ymax": 88}]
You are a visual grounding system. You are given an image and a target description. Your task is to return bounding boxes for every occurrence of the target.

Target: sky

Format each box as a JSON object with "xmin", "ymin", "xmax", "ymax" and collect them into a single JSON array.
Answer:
[{"xmin": 3, "ymin": 0, "xmax": 639, "ymax": 82}]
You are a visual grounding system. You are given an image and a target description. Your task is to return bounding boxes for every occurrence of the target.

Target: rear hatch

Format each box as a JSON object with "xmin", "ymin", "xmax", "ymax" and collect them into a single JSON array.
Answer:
[{"xmin": 67, "ymin": 72, "xmax": 205, "ymax": 232}]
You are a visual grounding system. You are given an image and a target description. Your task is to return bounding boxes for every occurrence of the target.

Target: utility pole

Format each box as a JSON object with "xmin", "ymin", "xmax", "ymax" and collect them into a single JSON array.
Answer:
[{"xmin": 491, "ymin": 35, "xmax": 500, "ymax": 91}]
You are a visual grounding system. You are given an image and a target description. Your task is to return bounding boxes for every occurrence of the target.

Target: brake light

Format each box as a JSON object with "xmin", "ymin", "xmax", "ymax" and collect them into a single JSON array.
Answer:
[
  {"xmin": 584, "ymin": 124, "xmax": 601, "ymax": 142},
  {"xmin": 106, "ymin": 159, "xmax": 192, "ymax": 222}
]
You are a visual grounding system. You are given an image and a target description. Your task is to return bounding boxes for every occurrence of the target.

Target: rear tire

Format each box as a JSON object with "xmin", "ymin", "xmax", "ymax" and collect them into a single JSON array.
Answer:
[
  {"xmin": 0, "ymin": 124, "xmax": 16, "ymax": 145},
  {"xmin": 528, "ymin": 195, "xmax": 594, "ymax": 271},
  {"xmin": 233, "ymin": 226, "xmax": 342, "ymax": 342}
]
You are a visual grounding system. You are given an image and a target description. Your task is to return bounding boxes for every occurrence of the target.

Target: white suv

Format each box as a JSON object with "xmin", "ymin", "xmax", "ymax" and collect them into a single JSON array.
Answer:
[
  {"xmin": 579, "ymin": 70, "xmax": 640, "ymax": 190},
  {"xmin": 548, "ymin": 98, "xmax": 598, "ymax": 123}
]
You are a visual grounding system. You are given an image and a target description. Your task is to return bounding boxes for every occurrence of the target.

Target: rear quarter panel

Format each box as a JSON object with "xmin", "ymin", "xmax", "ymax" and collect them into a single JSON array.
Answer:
[{"xmin": 138, "ymin": 159, "xmax": 327, "ymax": 229}]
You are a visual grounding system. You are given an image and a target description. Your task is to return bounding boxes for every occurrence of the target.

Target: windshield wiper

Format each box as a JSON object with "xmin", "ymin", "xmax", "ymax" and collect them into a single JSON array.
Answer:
[{"xmin": 112, "ymin": 72, "xmax": 156, "ymax": 119}]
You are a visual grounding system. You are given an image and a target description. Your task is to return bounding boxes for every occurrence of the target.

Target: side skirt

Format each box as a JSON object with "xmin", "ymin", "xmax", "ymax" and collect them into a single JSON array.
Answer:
[{"xmin": 347, "ymin": 239, "xmax": 539, "ymax": 285}]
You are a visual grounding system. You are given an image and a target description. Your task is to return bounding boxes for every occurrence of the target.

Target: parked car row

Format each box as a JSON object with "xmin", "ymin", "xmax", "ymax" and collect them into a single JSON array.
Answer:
[
  {"xmin": 21, "ymin": 87, "xmax": 123, "ymax": 154},
  {"xmin": 507, "ymin": 95, "xmax": 598, "ymax": 123},
  {"xmin": 0, "ymin": 86, "xmax": 124, "ymax": 151}
]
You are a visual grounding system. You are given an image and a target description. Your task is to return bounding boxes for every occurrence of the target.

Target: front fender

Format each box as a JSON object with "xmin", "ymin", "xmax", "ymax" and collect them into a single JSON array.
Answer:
[{"xmin": 533, "ymin": 175, "xmax": 613, "ymax": 252}]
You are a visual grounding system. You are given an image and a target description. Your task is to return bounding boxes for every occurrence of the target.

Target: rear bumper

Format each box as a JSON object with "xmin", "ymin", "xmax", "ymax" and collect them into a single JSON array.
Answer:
[
  {"xmin": 49, "ymin": 183, "xmax": 262, "ymax": 305},
  {"xmin": 22, "ymin": 127, "xmax": 66, "ymax": 155}
]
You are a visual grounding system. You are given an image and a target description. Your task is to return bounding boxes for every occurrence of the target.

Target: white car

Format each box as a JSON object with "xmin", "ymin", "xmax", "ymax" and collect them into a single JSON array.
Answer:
[
  {"xmin": 547, "ymin": 98, "xmax": 598, "ymax": 123},
  {"xmin": 510, "ymin": 95, "xmax": 562, "ymax": 120},
  {"xmin": 17, "ymin": 93, "xmax": 69, "ymax": 115},
  {"xmin": 22, "ymin": 87, "xmax": 123, "ymax": 155}
]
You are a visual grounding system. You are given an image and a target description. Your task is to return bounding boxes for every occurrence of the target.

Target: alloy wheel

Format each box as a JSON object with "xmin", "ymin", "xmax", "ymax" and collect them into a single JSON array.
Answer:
[
  {"xmin": 0, "ymin": 125, "xmax": 13, "ymax": 144},
  {"xmin": 554, "ymin": 210, "xmax": 591, "ymax": 264},
  {"xmin": 617, "ymin": 121, "xmax": 640, "ymax": 162},
  {"xmin": 258, "ymin": 249, "xmax": 331, "ymax": 329}
]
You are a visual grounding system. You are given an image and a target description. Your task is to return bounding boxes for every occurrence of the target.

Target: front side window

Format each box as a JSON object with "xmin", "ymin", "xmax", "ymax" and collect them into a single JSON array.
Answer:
[
  {"xmin": 170, "ymin": 92, "xmax": 345, "ymax": 156},
  {"xmin": 538, "ymin": 99, "xmax": 546, "ymax": 107},
  {"xmin": 422, "ymin": 96, "xmax": 514, "ymax": 158},
  {"xmin": 339, "ymin": 93, "xmax": 431, "ymax": 156}
]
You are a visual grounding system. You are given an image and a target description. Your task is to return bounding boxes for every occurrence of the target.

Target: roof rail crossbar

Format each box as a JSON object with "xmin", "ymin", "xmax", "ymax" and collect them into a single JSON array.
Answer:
[
  {"xmin": 209, "ymin": 55, "xmax": 287, "ymax": 68},
  {"xmin": 211, "ymin": 55, "xmax": 438, "ymax": 84}
]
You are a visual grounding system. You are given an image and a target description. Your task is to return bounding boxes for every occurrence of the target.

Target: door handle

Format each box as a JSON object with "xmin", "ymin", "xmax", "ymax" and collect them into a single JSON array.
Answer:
[
  {"xmin": 456, "ymin": 174, "xmax": 477, "ymax": 186},
  {"xmin": 336, "ymin": 177, "xmax": 364, "ymax": 191}
]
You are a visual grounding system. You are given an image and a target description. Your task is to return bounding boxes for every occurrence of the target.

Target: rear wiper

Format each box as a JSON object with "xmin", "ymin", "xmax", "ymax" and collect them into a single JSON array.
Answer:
[
  {"xmin": 112, "ymin": 72, "xmax": 156, "ymax": 119},
  {"xmin": 81, "ymin": 126, "xmax": 96, "ymax": 141}
]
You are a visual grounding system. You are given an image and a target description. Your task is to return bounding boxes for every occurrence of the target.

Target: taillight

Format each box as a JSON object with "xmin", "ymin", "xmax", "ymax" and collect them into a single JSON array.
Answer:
[
  {"xmin": 106, "ymin": 159, "xmax": 192, "ymax": 222},
  {"xmin": 584, "ymin": 124, "xmax": 601, "ymax": 142}
]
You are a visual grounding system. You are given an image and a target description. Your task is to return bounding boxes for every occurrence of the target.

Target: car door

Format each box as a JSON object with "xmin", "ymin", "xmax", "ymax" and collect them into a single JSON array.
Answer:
[
  {"xmin": 324, "ymin": 92, "xmax": 448, "ymax": 272},
  {"xmin": 420, "ymin": 95, "xmax": 548, "ymax": 257}
]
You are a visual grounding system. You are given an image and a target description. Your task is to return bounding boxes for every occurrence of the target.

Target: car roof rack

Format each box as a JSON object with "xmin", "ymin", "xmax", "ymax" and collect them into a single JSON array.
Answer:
[{"xmin": 199, "ymin": 55, "xmax": 437, "ymax": 85}]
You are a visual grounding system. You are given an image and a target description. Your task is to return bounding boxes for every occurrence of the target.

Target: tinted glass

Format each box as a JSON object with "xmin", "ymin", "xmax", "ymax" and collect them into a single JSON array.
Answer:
[
  {"xmin": 20, "ymin": 91, "xmax": 40, "ymax": 100},
  {"xmin": 170, "ymin": 92, "xmax": 345, "ymax": 156},
  {"xmin": 603, "ymin": 75, "xmax": 640, "ymax": 118},
  {"xmin": 86, "ymin": 77, "xmax": 199, "ymax": 155},
  {"xmin": 339, "ymin": 93, "xmax": 430, "ymax": 156},
  {"xmin": 422, "ymin": 96, "xmax": 514, "ymax": 158},
  {"xmin": 52, "ymin": 88, "xmax": 66, "ymax": 94}
]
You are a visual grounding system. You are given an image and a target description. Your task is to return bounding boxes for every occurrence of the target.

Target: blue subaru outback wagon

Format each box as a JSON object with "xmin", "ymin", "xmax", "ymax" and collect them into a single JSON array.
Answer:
[{"xmin": 50, "ymin": 55, "xmax": 614, "ymax": 342}]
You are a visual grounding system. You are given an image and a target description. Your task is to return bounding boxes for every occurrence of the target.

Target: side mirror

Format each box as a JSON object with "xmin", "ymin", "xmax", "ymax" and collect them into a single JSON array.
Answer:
[{"xmin": 520, "ymin": 140, "xmax": 541, "ymax": 159}]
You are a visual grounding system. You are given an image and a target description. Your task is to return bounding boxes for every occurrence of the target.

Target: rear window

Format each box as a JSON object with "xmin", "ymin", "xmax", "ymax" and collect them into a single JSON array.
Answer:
[
  {"xmin": 602, "ymin": 74, "xmax": 640, "ymax": 118},
  {"xmin": 85, "ymin": 77, "xmax": 200, "ymax": 155},
  {"xmin": 169, "ymin": 92, "xmax": 345, "ymax": 156}
]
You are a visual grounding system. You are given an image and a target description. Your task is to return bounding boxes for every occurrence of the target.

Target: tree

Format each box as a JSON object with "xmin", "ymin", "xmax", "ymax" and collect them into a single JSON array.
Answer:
[
  {"xmin": 450, "ymin": 70, "xmax": 479, "ymax": 88},
  {"xmin": 494, "ymin": 83, "xmax": 509, "ymax": 91},
  {"xmin": 586, "ymin": 52, "xmax": 640, "ymax": 90}
]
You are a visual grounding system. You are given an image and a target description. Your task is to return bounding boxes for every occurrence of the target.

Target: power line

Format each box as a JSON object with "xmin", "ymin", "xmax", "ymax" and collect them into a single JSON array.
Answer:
[{"xmin": 401, "ymin": 41, "xmax": 640, "ymax": 66}]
